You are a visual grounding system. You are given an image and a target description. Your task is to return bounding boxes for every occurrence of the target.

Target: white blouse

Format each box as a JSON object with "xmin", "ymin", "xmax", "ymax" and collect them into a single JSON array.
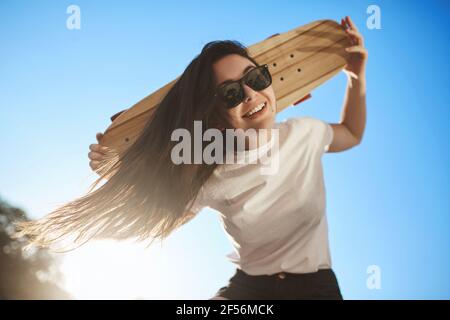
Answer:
[{"xmin": 189, "ymin": 116, "xmax": 334, "ymax": 276}]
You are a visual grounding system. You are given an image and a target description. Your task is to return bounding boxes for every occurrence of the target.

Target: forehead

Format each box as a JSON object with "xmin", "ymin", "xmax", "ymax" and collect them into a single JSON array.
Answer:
[{"xmin": 212, "ymin": 54, "xmax": 255, "ymax": 84}]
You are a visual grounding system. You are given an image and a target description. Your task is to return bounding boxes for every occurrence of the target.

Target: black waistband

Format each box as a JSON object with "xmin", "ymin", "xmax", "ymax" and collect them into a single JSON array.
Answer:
[{"xmin": 235, "ymin": 268, "xmax": 335, "ymax": 280}]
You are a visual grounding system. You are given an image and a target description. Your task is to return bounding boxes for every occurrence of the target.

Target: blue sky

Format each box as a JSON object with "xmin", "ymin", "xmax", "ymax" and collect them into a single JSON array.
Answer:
[{"xmin": 1, "ymin": 0, "xmax": 449, "ymax": 299}]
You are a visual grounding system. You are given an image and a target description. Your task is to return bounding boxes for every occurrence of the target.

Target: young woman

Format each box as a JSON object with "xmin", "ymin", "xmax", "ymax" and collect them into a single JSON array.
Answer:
[{"xmin": 18, "ymin": 16, "xmax": 367, "ymax": 299}]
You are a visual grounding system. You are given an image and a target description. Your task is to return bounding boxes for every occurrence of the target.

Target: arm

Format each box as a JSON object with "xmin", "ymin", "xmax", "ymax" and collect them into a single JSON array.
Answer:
[
  {"xmin": 328, "ymin": 71, "xmax": 366, "ymax": 152},
  {"xmin": 328, "ymin": 16, "xmax": 368, "ymax": 153}
]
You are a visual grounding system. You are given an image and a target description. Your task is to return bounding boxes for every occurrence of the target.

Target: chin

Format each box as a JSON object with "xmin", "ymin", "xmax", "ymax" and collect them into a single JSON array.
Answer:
[{"xmin": 252, "ymin": 118, "xmax": 275, "ymax": 130}]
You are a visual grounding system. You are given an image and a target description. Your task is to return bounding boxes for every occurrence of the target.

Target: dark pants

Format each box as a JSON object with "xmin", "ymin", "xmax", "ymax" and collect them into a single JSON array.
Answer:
[{"xmin": 215, "ymin": 268, "xmax": 343, "ymax": 300}]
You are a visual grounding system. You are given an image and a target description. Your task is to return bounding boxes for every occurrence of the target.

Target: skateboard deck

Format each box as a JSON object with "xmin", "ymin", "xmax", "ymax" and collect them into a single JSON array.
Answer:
[{"xmin": 101, "ymin": 19, "xmax": 351, "ymax": 154}]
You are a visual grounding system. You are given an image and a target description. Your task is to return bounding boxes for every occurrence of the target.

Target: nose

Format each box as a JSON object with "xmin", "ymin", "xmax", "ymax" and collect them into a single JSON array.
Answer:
[{"xmin": 242, "ymin": 84, "xmax": 257, "ymax": 103}]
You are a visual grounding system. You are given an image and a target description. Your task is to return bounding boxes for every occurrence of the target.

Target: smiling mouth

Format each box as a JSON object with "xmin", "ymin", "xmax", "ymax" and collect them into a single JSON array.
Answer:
[{"xmin": 243, "ymin": 101, "xmax": 267, "ymax": 118}]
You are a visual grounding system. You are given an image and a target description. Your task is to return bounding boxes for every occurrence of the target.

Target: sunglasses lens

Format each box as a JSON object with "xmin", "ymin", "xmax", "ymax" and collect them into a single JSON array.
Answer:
[
  {"xmin": 246, "ymin": 66, "xmax": 272, "ymax": 91},
  {"xmin": 216, "ymin": 65, "xmax": 272, "ymax": 109},
  {"xmin": 218, "ymin": 82, "xmax": 244, "ymax": 108}
]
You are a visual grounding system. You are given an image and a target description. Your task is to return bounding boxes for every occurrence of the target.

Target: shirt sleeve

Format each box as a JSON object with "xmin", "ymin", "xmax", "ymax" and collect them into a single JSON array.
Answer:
[
  {"xmin": 289, "ymin": 116, "xmax": 334, "ymax": 155},
  {"xmin": 321, "ymin": 120, "xmax": 334, "ymax": 153}
]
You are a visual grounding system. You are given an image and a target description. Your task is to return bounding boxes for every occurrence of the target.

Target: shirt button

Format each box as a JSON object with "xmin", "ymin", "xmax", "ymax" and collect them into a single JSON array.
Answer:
[{"xmin": 277, "ymin": 272, "xmax": 286, "ymax": 279}]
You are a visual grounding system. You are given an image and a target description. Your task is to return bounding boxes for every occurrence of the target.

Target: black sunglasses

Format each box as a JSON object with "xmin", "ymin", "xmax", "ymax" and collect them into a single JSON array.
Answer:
[{"xmin": 214, "ymin": 64, "xmax": 272, "ymax": 109}]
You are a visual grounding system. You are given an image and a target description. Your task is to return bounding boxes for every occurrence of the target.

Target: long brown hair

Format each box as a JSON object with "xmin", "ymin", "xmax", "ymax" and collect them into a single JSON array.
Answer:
[{"xmin": 14, "ymin": 40, "xmax": 259, "ymax": 252}]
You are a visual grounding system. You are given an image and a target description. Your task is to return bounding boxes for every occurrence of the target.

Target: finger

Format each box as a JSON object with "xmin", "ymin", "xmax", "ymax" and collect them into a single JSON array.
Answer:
[
  {"xmin": 89, "ymin": 143, "xmax": 101, "ymax": 152},
  {"xmin": 89, "ymin": 143, "xmax": 108, "ymax": 153},
  {"xmin": 89, "ymin": 160, "xmax": 100, "ymax": 170},
  {"xmin": 346, "ymin": 16, "xmax": 359, "ymax": 32},
  {"xmin": 345, "ymin": 29, "xmax": 364, "ymax": 46},
  {"xmin": 345, "ymin": 45, "xmax": 363, "ymax": 52},
  {"xmin": 345, "ymin": 46, "xmax": 368, "ymax": 56},
  {"xmin": 88, "ymin": 151, "xmax": 105, "ymax": 161},
  {"xmin": 343, "ymin": 17, "xmax": 350, "ymax": 29},
  {"xmin": 345, "ymin": 28, "xmax": 357, "ymax": 45},
  {"xmin": 341, "ymin": 18, "xmax": 350, "ymax": 31},
  {"xmin": 96, "ymin": 132, "xmax": 104, "ymax": 143},
  {"xmin": 88, "ymin": 151, "xmax": 104, "ymax": 161},
  {"xmin": 345, "ymin": 28, "xmax": 362, "ymax": 39}
]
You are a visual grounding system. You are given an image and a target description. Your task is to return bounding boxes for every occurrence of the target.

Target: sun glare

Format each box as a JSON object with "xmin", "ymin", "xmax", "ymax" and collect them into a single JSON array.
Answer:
[{"xmin": 59, "ymin": 239, "xmax": 176, "ymax": 299}]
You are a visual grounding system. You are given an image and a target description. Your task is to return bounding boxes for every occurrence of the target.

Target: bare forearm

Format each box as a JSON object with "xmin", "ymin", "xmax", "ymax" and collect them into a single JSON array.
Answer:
[{"xmin": 340, "ymin": 72, "xmax": 366, "ymax": 142}]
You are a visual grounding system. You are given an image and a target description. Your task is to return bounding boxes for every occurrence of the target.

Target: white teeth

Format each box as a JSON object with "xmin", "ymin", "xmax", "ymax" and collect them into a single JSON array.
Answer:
[{"xmin": 245, "ymin": 102, "xmax": 266, "ymax": 117}]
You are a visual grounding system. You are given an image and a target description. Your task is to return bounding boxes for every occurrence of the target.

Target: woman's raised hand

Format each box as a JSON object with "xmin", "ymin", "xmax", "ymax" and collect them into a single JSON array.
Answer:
[
  {"xmin": 88, "ymin": 132, "xmax": 109, "ymax": 173},
  {"xmin": 341, "ymin": 16, "xmax": 368, "ymax": 79}
]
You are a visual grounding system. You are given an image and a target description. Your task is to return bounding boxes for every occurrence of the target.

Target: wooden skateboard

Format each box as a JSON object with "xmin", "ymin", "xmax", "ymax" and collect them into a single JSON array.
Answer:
[{"xmin": 101, "ymin": 19, "xmax": 351, "ymax": 154}]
